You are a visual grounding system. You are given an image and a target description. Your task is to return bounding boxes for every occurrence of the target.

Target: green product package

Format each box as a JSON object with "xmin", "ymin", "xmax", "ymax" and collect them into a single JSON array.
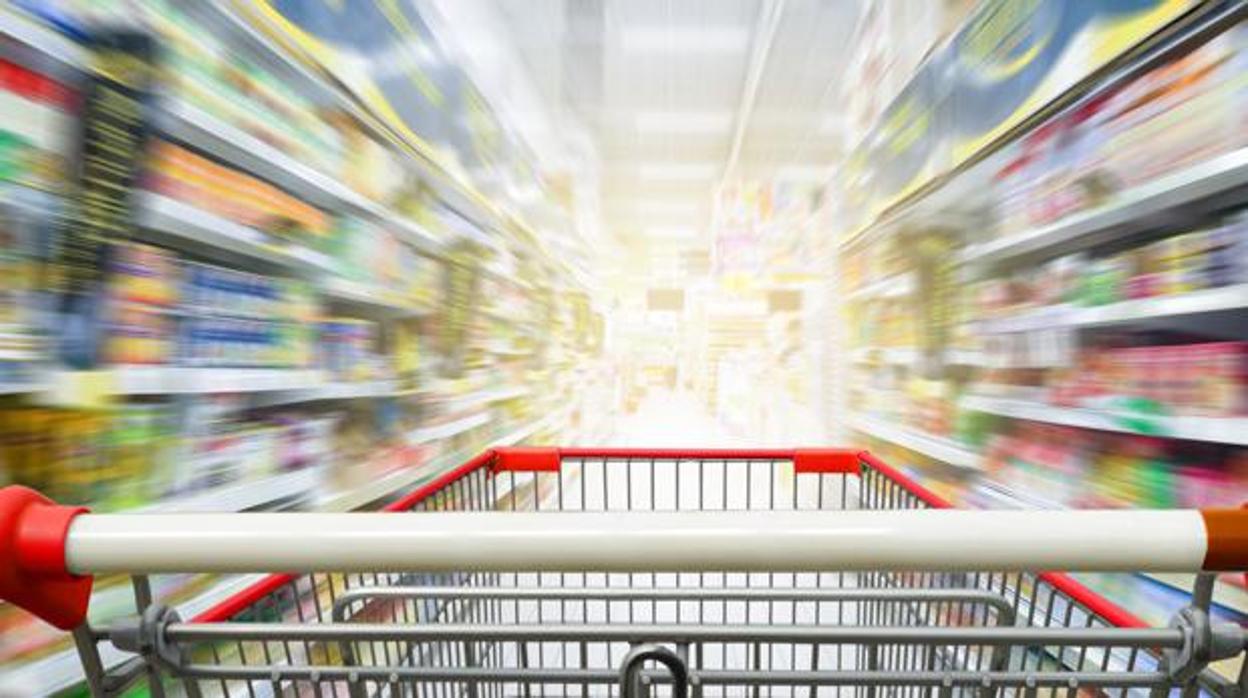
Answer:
[{"xmin": 0, "ymin": 131, "xmax": 32, "ymax": 184}]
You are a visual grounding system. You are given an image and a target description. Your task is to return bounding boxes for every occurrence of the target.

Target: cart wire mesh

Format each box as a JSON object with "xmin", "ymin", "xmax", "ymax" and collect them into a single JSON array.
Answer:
[{"xmin": 85, "ymin": 449, "xmax": 1239, "ymax": 698}]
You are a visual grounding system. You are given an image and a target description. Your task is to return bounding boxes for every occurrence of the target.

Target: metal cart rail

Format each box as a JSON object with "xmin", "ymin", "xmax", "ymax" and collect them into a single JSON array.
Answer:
[{"xmin": 2, "ymin": 446, "xmax": 1246, "ymax": 697}]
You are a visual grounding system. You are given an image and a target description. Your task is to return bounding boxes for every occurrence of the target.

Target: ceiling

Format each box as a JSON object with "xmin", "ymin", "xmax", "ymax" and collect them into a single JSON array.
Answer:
[{"xmin": 489, "ymin": 0, "xmax": 862, "ymax": 244}]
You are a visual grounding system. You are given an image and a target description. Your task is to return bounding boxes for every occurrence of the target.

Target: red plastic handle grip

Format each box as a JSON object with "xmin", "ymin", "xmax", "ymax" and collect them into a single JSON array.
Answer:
[{"xmin": 0, "ymin": 486, "xmax": 93, "ymax": 629}]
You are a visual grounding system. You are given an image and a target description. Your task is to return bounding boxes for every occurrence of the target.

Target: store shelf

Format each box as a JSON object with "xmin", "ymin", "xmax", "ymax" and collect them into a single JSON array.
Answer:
[
  {"xmin": 944, "ymin": 349, "xmax": 990, "ymax": 366},
  {"xmin": 132, "ymin": 466, "xmax": 323, "ymax": 514},
  {"xmin": 846, "ymin": 273, "xmax": 914, "ymax": 301},
  {"xmin": 850, "ymin": 347, "xmax": 917, "ymax": 365},
  {"xmin": 961, "ymin": 394, "xmax": 1248, "ymax": 446},
  {"xmin": 200, "ymin": 0, "xmax": 511, "ymax": 243},
  {"xmin": 969, "ymin": 482, "xmax": 1248, "ymax": 618},
  {"xmin": 157, "ymin": 102, "xmax": 444, "ymax": 256},
  {"xmin": 0, "ymin": 379, "xmax": 42, "ymax": 394},
  {"xmin": 443, "ymin": 386, "xmax": 530, "ymax": 411},
  {"xmin": 38, "ymin": 367, "xmax": 326, "ymax": 403},
  {"xmin": 851, "ymin": 347, "xmax": 995, "ymax": 367},
  {"xmin": 323, "ymin": 414, "xmax": 559, "ymax": 512},
  {"xmin": 846, "ymin": 414, "xmax": 982, "ymax": 470},
  {"xmin": 141, "ymin": 193, "xmax": 436, "ymax": 317},
  {"xmin": 158, "ymin": 92, "xmax": 450, "ymax": 256},
  {"xmin": 973, "ymin": 284, "xmax": 1248, "ymax": 334},
  {"xmin": 408, "ymin": 412, "xmax": 492, "ymax": 445},
  {"xmin": 321, "ymin": 277, "xmax": 432, "ymax": 317},
  {"xmin": 0, "ymin": 6, "xmax": 86, "ymax": 73},
  {"xmin": 972, "ymin": 479, "xmax": 1067, "ymax": 510},
  {"xmin": 960, "ymin": 146, "xmax": 1248, "ymax": 267},
  {"xmin": 318, "ymin": 450, "xmax": 477, "ymax": 513},
  {"xmin": 0, "ymin": 572, "xmax": 268, "ymax": 696},
  {"xmin": 492, "ymin": 410, "xmax": 564, "ymax": 446},
  {"xmin": 156, "ymin": 99, "xmax": 368, "ymax": 210},
  {"xmin": 136, "ymin": 193, "xmax": 334, "ymax": 275},
  {"xmin": 1141, "ymin": 573, "xmax": 1248, "ymax": 617},
  {"xmin": 487, "ymin": 344, "xmax": 533, "ymax": 357},
  {"xmin": 253, "ymin": 379, "xmax": 400, "ymax": 407}
]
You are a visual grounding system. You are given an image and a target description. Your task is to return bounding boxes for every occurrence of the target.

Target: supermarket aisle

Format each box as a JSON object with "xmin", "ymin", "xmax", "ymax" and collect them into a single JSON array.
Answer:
[
  {"xmin": 608, "ymin": 389, "xmax": 749, "ymax": 448},
  {"xmin": 609, "ymin": 388, "xmax": 824, "ymax": 448}
]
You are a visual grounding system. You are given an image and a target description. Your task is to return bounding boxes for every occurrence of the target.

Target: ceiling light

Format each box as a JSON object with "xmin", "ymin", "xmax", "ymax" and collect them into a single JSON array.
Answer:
[
  {"xmin": 635, "ymin": 111, "xmax": 733, "ymax": 134},
  {"xmin": 774, "ymin": 165, "xmax": 833, "ymax": 183},
  {"xmin": 820, "ymin": 115, "xmax": 847, "ymax": 134},
  {"xmin": 620, "ymin": 26, "xmax": 750, "ymax": 53},
  {"xmin": 639, "ymin": 162, "xmax": 718, "ymax": 180},
  {"xmin": 637, "ymin": 201, "xmax": 702, "ymax": 215},
  {"xmin": 645, "ymin": 225, "xmax": 699, "ymax": 238}
]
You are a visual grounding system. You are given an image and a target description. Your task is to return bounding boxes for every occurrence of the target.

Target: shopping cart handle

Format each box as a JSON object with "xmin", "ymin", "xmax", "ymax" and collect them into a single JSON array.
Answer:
[{"xmin": 0, "ymin": 486, "xmax": 93, "ymax": 630}]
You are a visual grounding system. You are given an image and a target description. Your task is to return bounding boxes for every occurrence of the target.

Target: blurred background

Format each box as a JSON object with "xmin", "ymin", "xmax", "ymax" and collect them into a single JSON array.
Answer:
[{"xmin": 0, "ymin": 0, "xmax": 1246, "ymax": 692}]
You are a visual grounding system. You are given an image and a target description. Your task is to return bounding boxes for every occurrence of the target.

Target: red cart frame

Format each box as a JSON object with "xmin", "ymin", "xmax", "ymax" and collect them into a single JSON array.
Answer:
[{"xmin": 2, "ymin": 447, "xmax": 1245, "ymax": 696}]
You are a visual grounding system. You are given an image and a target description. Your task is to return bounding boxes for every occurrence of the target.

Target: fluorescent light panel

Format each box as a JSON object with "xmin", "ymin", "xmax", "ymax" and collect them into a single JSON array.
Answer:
[
  {"xmin": 620, "ymin": 26, "xmax": 750, "ymax": 53},
  {"xmin": 638, "ymin": 162, "xmax": 718, "ymax": 180},
  {"xmin": 821, "ymin": 114, "xmax": 847, "ymax": 134},
  {"xmin": 635, "ymin": 110, "xmax": 733, "ymax": 133},
  {"xmin": 636, "ymin": 201, "xmax": 703, "ymax": 215},
  {"xmin": 774, "ymin": 165, "xmax": 833, "ymax": 183},
  {"xmin": 645, "ymin": 224, "xmax": 699, "ymax": 238}
]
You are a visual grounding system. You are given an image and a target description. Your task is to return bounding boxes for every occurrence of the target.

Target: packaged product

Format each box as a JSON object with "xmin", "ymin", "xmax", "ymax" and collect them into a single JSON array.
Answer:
[
  {"xmin": 107, "ymin": 242, "xmax": 180, "ymax": 307},
  {"xmin": 103, "ymin": 302, "xmax": 174, "ymax": 365}
]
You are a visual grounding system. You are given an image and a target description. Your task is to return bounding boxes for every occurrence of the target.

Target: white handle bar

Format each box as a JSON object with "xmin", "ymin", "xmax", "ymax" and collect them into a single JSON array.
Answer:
[{"xmin": 63, "ymin": 509, "xmax": 1239, "ymax": 574}]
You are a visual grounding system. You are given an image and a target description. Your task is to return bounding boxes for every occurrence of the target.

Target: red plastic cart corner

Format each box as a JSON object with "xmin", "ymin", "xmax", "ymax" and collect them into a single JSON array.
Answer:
[{"xmin": 0, "ymin": 485, "xmax": 93, "ymax": 629}]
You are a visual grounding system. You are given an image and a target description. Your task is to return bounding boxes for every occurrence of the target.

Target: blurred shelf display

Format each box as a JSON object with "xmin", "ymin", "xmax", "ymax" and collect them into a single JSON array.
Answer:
[
  {"xmin": 130, "ymin": 464, "xmax": 324, "ymax": 514},
  {"xmin": 444, "ymin": 386, "xmax": 530, "ymax": 411},
  {"xmin": 153, "ymin": 99, "xmax": 443, "ymax": 253},
  {"xmin": 962, "ymin": 394, "xmax": 1248, "ymax": 447},
  {"xmin": 960, "ymin": 146, "xmax": 1248, "ymax": 267},
  {"xmin": 0, "ymin": 571, "xmax": 270, "ymax": 696},
  {"xmin": 254, "ymin": 379, "xmax": 401, "ymax": 407},
  {"xmin": 408, "ymin": 412, "xmax": 492, "ymax": 445},
  {"xmin": 846, "ymin": 272, "xmax": 914, "ymax": 301},
  {"xmin": 319, "ymin": 411, "xmax": 567, "ymax": 513},
  {"xmin": 38, "ymin": 367, "xmax": 326, "ymax": 401},
  {"xmin": 137, "ymin": 193, "xmax": 335, "ymax": 275},
  {"xmin": 835, "ymin": 5, "xmax": 1248, "ymax": 627},
  {"xmin": 0, "ymin": 5, "xmax": 85, "ymax": 73},
  {"xmin": 849, "ymin": 346, "xmax": 917, "ymax": 365},
  {"xmin": 0, "ymin": 2, "xmax": 609, "ymax": 691},
  {"xmin": 321, "ymin": 277, "xmax": 432, "ymax": 318},
  {"xmin": 846, "ymin": 414, "xmax": 981, "ymax": 470},
  {"xmin": 155, "ymin": 98, "xmax": 373, "ymax": 218},
  {"xmin": 974, "ymin": 284, "xmax": 1248, "ymax": 334}
]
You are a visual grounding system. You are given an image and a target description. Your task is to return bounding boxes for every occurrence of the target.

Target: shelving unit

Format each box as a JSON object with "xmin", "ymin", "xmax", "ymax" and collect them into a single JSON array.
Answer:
[
  {"xmin": 131, "ymin": 466, "xmax": 324, "ymax": 514},
  {"xmin": 846, "ymin": 272, "xmax": 914, "ymax": 300},
  {"xmin": 320, "ymin": 277, "xmax": 431, "ymax": 317},
  {"xmin": 833, "ymin": 2, "xmax": 1248, "ymax": 634},
  {"xmin": 0, "ymin": 572, "xmax": 269, "ymax": 696},
  {"xmin": 253, "ymin": 379, "xmax": 401, "ymax": 407},
  {"xmin": 0, "ymin": 4, "xmax": 606, "ymax": 691},
  {"xmin": 155, "ymin": 100, "xmax": 447, "ymax": 254},
  {"xmin": 408, "ymin": 412, "xmax": 492, "ymax": 445},
  {"xmin": 136, "ymin": 193, "xmax": 335, "ymax": 275},
  {"xmin": 320, "ymin": 412, "xmax": 564, "ymax": 513},
  {"xmin": 961, "ymin": 394, "xmax": 1248, "ymax": 446},
  {"xmin": 443, "ymin": 386, "xmax": 530, "ymax": 411},
  {"xmin": 959, "ymin": 146, "xmax": 1248, "ymax": 268},
  {"xmin": 849, "ymin": 346, "xmax": 917, "ymax": 365},
  {"xmin": 846, "ymin": 414, "xmax": 981, "ymax": 470},
  {"xmin": 973, "ymin": 284, "xmax": 1248, "ymax": 334},
  {"xmin": 37, "ymin": 367, "xmax": 327, "ymax": 404}
]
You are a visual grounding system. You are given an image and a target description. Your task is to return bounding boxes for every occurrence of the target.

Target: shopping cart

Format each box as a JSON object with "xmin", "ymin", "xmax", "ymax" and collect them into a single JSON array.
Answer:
[{"xmin": 2, "ymin": 447, "xmax": 1246, "ymax": 697}]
